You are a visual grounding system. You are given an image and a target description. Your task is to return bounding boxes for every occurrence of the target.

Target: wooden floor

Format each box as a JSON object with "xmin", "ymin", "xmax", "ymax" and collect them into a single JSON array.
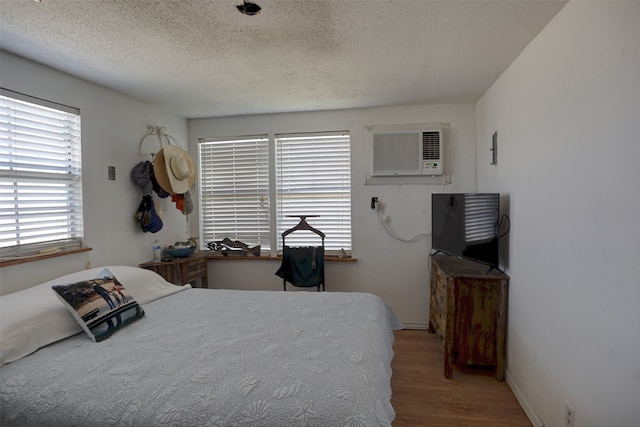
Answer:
[{"xmin": 391, "ymin": 330, "xmax": 532, "ymax": 427}]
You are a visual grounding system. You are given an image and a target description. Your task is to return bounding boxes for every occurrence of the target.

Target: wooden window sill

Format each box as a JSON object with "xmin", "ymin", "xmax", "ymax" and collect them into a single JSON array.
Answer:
[
  {"xmin": 204, "ymin": 254, "xmax": 357, "ymax": 262},
  {"xmin": 0, "ymin": 247, "xmax": 93, "ymax": 268}
]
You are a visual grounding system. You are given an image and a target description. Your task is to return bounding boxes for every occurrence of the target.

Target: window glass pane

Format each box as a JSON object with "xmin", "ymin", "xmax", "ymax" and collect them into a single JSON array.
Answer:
[
  {"xmin": 199, "ymin": 136, "xmax": 270, "ymax": 249},
  {"xmin": 198, "ymin": 132, "xmax": 352, "ymax": 255},
  {"xmin": 0, "ymin": 92, "xmax": 84, "ymax": 255},
  {"xmin": 276, "ymin": 132, "xmax": 351, "ymax": 252}
]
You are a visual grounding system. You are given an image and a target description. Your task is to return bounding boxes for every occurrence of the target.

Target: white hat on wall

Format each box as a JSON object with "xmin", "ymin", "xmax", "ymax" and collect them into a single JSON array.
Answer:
[{"xmin": 153, "ymin": 145, "xmax": 196, "ymax": 194}]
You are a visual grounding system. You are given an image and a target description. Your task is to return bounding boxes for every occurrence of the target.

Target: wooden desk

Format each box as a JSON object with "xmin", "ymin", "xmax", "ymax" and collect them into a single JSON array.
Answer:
[
  {"xmin": 139, "ymin": 252, "xmax": 208, "ymax": 288},
  {"xmin": 428, "ymin": 254, "xmax": 508, "ymax": 380}
]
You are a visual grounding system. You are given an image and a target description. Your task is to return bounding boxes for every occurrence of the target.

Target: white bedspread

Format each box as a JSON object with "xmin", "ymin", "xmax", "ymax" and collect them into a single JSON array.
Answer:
[{"xmin": 0, "ymin": 289, "xmax": 401, "ymax": 426}]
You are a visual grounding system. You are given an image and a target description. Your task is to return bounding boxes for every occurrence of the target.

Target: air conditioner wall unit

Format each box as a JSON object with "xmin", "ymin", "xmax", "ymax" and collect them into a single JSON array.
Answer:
[{"xmin": 372, "ymin": 129, "xmax": 444, "ymax": 176}]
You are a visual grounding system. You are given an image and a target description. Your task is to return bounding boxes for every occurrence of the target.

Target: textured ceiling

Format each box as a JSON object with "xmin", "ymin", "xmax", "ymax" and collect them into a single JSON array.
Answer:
[{"xmin": 0, "ymin": 0, "xmax": 566, "ymax": 119}]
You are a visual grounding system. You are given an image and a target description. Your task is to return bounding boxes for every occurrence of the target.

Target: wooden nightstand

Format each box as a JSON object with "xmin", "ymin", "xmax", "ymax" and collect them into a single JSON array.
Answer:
[{"xmin": 139, "ymin": 251, "xmax": 209, "ymax": 288}]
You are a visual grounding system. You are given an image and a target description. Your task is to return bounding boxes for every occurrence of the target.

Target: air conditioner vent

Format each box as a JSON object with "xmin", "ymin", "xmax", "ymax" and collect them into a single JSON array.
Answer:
[
  {"xmin": 422, "ymin": 131, "xmax": 441, "ymax": 161},
  {"xmin": 370, "ymin": 127, "xmax": 445, "ymax": 177}
]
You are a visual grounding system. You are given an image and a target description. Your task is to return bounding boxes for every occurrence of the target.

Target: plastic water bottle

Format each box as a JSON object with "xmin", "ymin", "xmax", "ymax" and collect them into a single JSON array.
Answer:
[{"xmin": 152, "ymin": 240, "xmax": 162, "ymax": 262}]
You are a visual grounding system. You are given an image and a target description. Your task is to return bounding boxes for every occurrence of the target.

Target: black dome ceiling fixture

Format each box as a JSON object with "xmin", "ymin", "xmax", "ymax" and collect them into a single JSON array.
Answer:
[{"xmin": 236, "ymin": 1, "xmax": 261, "ymax": 16}]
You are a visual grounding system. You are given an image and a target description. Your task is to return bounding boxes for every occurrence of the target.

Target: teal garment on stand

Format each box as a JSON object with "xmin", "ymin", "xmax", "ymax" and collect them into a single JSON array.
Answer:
[{"xmin": 276, "ymin": 246, "xmax": 325, "ymax": 288}]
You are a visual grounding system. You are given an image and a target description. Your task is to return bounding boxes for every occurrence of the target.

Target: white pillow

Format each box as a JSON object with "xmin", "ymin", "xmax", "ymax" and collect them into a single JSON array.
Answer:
[
  {"xmin": 0, "ymin": 266, "xmax": 189, "ymax": 365},
  {"xmin": 93, "ymin": 266, "xmax": 191, "ymax": 305}
]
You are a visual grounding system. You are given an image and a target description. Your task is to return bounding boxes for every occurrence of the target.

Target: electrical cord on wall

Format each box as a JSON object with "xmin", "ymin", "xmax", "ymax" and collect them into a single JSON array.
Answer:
[
  {"xmin": 374, "ymin": 200, "xmax": 431, "ymax": 242},
  {"xmin": 499, "ymin": 214, "xmax": 510, "ymax": 238}
]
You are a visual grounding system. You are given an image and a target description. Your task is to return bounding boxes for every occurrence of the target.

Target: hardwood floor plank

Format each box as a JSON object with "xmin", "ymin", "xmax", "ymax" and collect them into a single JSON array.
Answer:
[{"xmin": 391, "ymin": 330, "xmax": 532, "ymax": 427}]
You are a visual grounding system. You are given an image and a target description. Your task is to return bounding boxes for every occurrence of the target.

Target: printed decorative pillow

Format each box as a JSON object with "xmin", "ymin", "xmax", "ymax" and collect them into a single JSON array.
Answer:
[{"xmin": 51, "ymin": 268, "xmax": 145, "ymax": 342}]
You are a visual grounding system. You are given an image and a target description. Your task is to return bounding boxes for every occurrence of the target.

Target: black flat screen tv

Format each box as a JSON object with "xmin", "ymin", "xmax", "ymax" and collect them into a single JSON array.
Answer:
[{"xmin": 431, "ymin": 193, "xmax": 500, "ymax": 268}]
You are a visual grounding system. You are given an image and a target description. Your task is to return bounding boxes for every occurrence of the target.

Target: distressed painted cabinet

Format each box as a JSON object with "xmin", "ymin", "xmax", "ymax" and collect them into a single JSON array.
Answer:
[{"xmin": 428, "ymin": 254, "xmax": 509, "ymax": 380}]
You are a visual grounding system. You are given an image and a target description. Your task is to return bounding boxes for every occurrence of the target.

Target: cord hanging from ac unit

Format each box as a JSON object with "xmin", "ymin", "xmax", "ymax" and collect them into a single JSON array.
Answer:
[{"xmin": 373, "ymin": 199, "xmax": 430, "ymax": 243}]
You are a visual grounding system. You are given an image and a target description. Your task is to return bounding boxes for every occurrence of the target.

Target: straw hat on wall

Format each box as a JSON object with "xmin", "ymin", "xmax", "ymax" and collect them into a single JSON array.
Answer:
[{"xmin": 153, "ymin": 145, "xmax": 196, "ymax": 194}]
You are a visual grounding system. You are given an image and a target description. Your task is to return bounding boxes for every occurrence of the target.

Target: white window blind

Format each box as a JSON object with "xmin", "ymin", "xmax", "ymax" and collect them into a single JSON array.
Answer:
[
  {"xmin": 276, "ymin": 132, "xmax": 351, "ymax": 252},
  {"xmin": 0, "ymin": 89, "xmax": 84, "ymax": 256},
  {"xmin": 199, "ymin": 136, "xmax": 271, "ymax": 249}
]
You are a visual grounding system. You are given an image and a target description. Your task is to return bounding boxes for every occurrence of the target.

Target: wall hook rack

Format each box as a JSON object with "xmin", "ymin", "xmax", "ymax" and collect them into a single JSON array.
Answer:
[{"xmin": 138, "ymin": 125, "xmax": 184, "ymax": 160}]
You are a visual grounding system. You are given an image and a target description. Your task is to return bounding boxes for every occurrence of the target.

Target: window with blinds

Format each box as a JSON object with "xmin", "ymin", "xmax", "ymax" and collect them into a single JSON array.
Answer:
[
  {"xmin": 199, "ymin": 136, "xmax": 271, "ymax": 249},
  {"xmin": 0, "ymin": 89, "xmax": 84, "ymax": 257},
  {"xmin": 276, "ymin": 132, "xmax": 351, "ymax": 252},
  {"xmin": 198, "ymin": 131, "xmax": 351, "ymax": 255}
]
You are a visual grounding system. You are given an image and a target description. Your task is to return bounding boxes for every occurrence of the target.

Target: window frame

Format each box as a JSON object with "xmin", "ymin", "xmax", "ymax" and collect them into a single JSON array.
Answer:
[
  {"xmin": 198, "ymin": 135, "xmax": 271, "ymax": 250},
  {"xmin": 0, "ymin": 88, "xmax": 85, "ymax": 259},
  {"xmin": 275, "ymin": 131, "xmax": 352, "ymax": 254},
  {"xmin": 198, "ymin": 131, "xmax": 352, "ymax": 256}
]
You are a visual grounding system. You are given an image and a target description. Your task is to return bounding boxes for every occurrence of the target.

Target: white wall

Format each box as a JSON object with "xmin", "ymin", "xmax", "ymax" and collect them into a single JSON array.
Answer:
[
  {"xmin": 0, "ymin": 51, "xmax": 190, "ymax": 294},
  {"xmin": 0, "ymin": 49, "xmax": 479, "ymax": 326},
  {"xmin": 189, "ymin": 104, "xmax": 477, "ymax": 326},
  {"xmin": 476, "ymin": 2, "xmax": 640, "ymax": 426}
]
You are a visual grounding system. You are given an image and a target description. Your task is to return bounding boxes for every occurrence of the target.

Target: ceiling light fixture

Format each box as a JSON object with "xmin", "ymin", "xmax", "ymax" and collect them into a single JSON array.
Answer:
[{"xmin": 236, "ymin": 1, "xmax": 261, "ymax": 16}]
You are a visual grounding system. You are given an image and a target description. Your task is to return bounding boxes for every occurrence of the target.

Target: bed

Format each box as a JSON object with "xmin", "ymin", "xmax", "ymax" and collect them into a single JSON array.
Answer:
[{"xmin": 0, "ymin": 266, "xmax": 402, "ymax": 426}]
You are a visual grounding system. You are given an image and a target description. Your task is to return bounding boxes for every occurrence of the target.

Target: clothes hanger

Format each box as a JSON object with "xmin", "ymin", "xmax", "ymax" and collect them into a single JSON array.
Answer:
[{"xmin": 281, "ymin": 215, "xmax": 325, "ymax": 239}]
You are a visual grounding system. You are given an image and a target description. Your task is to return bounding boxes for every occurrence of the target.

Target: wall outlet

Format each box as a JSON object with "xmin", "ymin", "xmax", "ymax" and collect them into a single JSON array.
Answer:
[
  {"xmin": 371, "ymin": 197, "xmax": 379, "ymax": 210},
  {"xmin": 565, "ymin": 402, "xmax": 575, "ymax": 427}
]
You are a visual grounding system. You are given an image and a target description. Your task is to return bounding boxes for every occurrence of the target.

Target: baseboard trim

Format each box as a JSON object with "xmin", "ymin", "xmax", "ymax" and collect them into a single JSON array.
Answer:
[
  {"xmin": 505, "ymin": 369, "xmax": 544, "ymax": 427},
  {"xmin": 400, "ymin": 322, "xmax": 429, "ymax": 330}
]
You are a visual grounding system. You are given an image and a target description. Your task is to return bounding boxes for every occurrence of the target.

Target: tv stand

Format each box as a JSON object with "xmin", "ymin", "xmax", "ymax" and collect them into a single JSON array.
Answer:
[
  {"xmin": 430, "ymin": 251, "xmax": 503, "ymax": 274},
  {"xmin": 484, "ymin": 264, "xmax": 502, "ymax": 274},
  {"xmin": 428, "ymin": 254, "xmax": 509, "ymax": 380}
]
